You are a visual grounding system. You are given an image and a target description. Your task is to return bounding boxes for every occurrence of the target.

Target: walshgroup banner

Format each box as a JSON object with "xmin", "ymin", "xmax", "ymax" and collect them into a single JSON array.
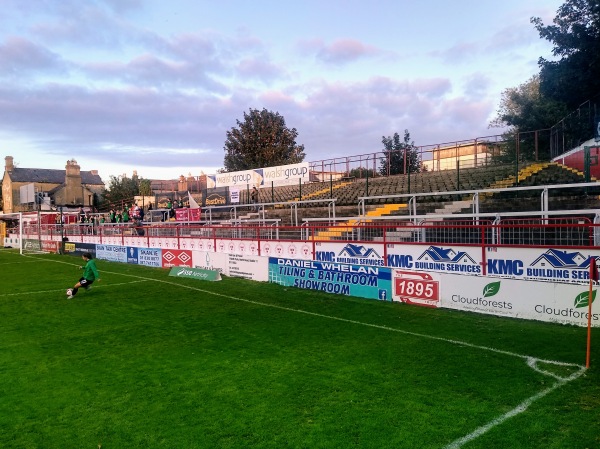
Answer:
[
  {"xmin": 206, "ymin": 162, "xmax": 310, "ymax": 188},
  {"xmin": 268, "ymin": 257, "xmax": 391, "ymax": 301}
]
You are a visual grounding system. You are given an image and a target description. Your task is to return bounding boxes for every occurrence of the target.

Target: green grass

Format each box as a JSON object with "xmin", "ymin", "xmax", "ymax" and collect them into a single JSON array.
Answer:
[{"xmin": 0, "ymin": 248, "xmax": 598, "ymax": 448}]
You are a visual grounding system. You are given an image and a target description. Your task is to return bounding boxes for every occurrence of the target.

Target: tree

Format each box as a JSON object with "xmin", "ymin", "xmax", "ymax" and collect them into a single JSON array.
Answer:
[
  {"xmin": 489, "ymin": 75, "xmax": 567, "ymax": 162},
  {"xmin": 348, "ymin": 167, "xmax": 376, "ymax": 179},
  {"xmin": 139, "ymin": 179, "xmax": 152, "ymax": 196},
  {"xmin": 102, "ymin": 173, "xmax": 148, "ymax": 209},
  {"xmin": 532, "ymin": 0, "xmax": 600, "ymax": 110},
  {"xmin": 378, "ymin": 130, "xmax": 421, "ymax": 176},
  {"xmin": 223, "ymin": 108, "xmax": 305, "ymax": 172}
]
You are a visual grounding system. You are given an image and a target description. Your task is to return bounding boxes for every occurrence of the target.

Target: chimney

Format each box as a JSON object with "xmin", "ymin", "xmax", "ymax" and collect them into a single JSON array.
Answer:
[
  {"xmin": 5, "ymin": 156, "xmax": 14, "ymax": 172},
  {"xmin": 66, "ymin": 159, "xmax": 81, "ymax": 177},
  {"xmin": 65, "ymin": 159, "xmax": 83, "ymax": 205},
  {"xmin": 90, "ymin": 170, "xmax": 98, "ymax": 176},
  {"xmin": 178, "ymin": 174, "xmax": 188, "ymax": 192}
]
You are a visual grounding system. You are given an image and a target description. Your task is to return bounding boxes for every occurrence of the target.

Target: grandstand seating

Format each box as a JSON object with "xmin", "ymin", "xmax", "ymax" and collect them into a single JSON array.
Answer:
[{"xmin": 204, "ymin": 162, "xmax": 600, "ymax": 226}]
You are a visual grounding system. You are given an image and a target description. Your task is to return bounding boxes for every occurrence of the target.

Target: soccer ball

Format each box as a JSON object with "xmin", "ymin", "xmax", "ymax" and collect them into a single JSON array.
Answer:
[{"xmin": 66, "ymin": 288, "xmax": 73, "ymax": 296}]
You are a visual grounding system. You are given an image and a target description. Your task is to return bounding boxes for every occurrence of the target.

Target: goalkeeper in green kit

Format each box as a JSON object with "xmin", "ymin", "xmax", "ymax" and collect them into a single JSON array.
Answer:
[{"xmin": 68, "ymin": 252, "xmax": 100, "ymax": 299}]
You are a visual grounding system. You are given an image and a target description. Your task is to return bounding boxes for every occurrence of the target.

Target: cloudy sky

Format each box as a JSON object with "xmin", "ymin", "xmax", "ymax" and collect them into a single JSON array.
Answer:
[{"xmin": 0, "ymin": 0, "xmax": 562, "ymax": 181}]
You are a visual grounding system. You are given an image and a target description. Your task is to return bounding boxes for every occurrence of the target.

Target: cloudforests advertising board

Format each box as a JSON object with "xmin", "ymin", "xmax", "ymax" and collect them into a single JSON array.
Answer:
[{"xmin": 268, "ymin": 257, "xmax": 391, "ymax": 301}]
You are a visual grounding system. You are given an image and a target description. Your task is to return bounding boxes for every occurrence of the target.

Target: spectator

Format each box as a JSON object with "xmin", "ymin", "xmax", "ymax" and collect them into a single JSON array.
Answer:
[
  {"xmin": 133, "ymin": 203, "xmax": 141, "ymax": 220},
  {"xmin": 251, "ymin": 186, "xmax": 259, "ymax": 211},
  {"xmin": 133, "ymin": 219, "xmax": 145, "ymax": 236},
  {"xmin": 78, "ymin": 207, "xmax": 86, "ymax": 223}
]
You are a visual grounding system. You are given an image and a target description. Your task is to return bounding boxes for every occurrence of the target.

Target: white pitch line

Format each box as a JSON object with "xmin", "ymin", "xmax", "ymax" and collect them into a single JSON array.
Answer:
[
  {"xmin": 20, "ymin": 254, "xmax": 588, "ymax": 448},
  {"xmin": 0, "ymin": 280, "xmax": 148, "ymax": 298},
  {"xmin": 443, "ymin": 369, "xmax": 585, "ymax": 449},
  {"xmin": 94, "ymin": 267, "xmax": 586, "ymax": 372},
  {"xmin": 21, "ymin": 254, "xmax": 587, "ymax": 374}
]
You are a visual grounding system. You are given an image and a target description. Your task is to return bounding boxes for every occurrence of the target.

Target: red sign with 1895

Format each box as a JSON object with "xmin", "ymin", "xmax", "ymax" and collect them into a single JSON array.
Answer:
[{"xmin": 393, "ymin": 271, "xmax": 440, "ymax": 307}]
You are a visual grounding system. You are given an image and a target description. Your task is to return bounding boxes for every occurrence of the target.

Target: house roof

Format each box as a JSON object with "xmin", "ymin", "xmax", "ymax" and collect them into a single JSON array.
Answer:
[{"xmin": 6, "ymin": 168, "xmax": 104, "ymax": 185}]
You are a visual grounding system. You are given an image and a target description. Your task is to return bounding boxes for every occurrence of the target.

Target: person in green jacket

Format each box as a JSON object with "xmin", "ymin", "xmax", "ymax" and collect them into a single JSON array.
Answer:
[{"xmin": 67, "ymin": 252, "xmax": 100, "ymax": 299}]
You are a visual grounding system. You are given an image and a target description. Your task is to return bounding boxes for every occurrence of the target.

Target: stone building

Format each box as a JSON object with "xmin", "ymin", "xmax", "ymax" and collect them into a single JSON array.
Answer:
[{"xmin": 1, "ymin": 156, "xmax": 105, "ymax": 213}]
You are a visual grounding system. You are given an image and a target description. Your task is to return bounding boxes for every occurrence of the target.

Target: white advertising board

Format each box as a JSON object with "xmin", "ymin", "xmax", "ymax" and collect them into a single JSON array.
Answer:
[
  {"xmin": 260, "ymin": 162, "xmax": 310, "ymax": 186},
  {"xmin": 386, "ymin": 243, "xmax": 482, "ymax": 275},
  {"xmin": 228, "ymin": 253, "xmax": 268, "ymax": 281},
  {"xmin": 260, "ymin": 241, "xmax": 313, "ymax": 260},
  {"xmin": 390, "ymin": 269, "xmax": 599, "ymax": 327},
  {"xmin": 230, "ymin": 188, "xmax": 240, "ymax": 203},
  {"xmin": 314, "ymin": 241, "xmax": 386, "ymax": 266},
  {"xmin": 193, "ymin": 239, "xmax": 215, "ymax": 252},
  {"xmin": 193, "ymin": 251, "xmax": 230, "ymax": 276},
  {"xmin": 191, "ymin": 251, "xmax": 268, "ymax": 281},
  {"xmin": 96, "ymin": 244, "xmax": 127, "ymax": 263},
  {"xmin": 207, "ymin": 162, "xmax": 310, "ymax": 188},
  {"xmin": 483, "ymin": 246, "xmax": 600, "ymax": 284}
]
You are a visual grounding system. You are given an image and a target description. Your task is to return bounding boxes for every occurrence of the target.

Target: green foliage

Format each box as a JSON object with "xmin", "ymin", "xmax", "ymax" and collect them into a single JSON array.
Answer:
[
  {"xmin": 138, "ymin": 178, "xmax": 152, "ymax": 196},
  {"xmin": 489, "ymin": 76, "xmax": 567, "ymax": 163},
  {"xmin": 102, "ymin": 173, "xmax": 150, "ymax": 209},
  {"xmin": 348, "ymin": 166, "xmax": 376, "ymax": 178},
  {"xmin": 490, "ymin": 2, "xmax": 600, "ymax": 163},
  {"xmin": 378, "ymin": 130, "xmax": 421, "ymax": 175},
  {"xmin": 223, "ymin": 108, "xmax": 306, "ymax": 172},
  {"xmin": 532, "ymin": 0, "xmax": 600, "ymax": 111}
]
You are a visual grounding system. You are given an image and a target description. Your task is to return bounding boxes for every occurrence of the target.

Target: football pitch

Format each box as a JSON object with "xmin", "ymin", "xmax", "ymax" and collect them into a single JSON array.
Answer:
[{"xmin": 0, "ymin": 249, "xmax": 598, "ymax": 448}]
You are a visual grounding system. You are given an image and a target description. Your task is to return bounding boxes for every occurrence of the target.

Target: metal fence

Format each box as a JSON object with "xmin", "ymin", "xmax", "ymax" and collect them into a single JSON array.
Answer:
[{"xmin": 24, "ymin": 213, "xmax": 599, "ymax": 249}]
